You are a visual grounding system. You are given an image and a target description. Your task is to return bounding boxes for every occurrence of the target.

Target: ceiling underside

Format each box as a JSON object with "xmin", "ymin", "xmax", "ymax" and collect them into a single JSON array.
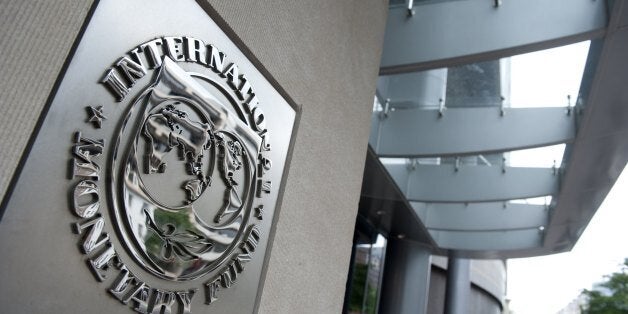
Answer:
[{"xmin": 360, "ymin": 0, "xmax": 628, "ymax": 259}]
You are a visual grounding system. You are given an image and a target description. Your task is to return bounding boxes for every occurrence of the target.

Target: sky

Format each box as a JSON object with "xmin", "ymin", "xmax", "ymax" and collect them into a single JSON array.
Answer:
[
  {"xmin": 505, "ymin": 41, "xmax": 628, "ymax": 313},
  {"xmin": 507, "ymin": 167, "xmax": 628, "ymax": 313}
]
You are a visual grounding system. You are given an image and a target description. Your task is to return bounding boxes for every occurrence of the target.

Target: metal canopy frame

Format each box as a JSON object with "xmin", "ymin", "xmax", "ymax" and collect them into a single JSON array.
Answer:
[
  {"xmin": 360, "ymin": 0, "xmax": 628, "ymax": 258},
  {"xmin": 380, "ymin": 0, "xmax": 607, "ymax": 74},
  {"xmin": 371, "ymin": 107, "xmax": 576, "ymax": 157},
  {"xmin": 412, "ymin": 202, "xmax": 549, "ymax": 232},
  {"xmin": 384, "ymin": 163, "xmax": 559, "ymax": 203},
  {"xmin": 428, "ymin": 228, "xmax": 543, "ymax": 252}
]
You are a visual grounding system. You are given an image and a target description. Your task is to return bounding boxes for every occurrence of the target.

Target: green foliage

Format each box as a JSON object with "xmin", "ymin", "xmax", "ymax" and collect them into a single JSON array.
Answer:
[
  {"xmin": 349, "ymin": 264, "xmax": 368, "ymax": 312},
  {"xmin": 580, "ymin": 258, "xmax": 628, "ymax": 314},
  {"xmin": 348, "ymin": 264, "xmax": 379, "ymax": 314}
]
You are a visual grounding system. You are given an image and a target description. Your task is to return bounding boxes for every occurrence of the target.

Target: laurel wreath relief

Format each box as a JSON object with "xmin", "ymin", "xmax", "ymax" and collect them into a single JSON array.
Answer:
[{"xmin": 144, "ymin": 209, "xmax": 213, "ymax": 261}]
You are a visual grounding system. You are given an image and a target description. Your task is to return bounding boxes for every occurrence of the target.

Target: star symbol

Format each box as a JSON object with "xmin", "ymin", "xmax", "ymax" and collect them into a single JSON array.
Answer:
[
  {"xmin": 254, "ymin": 205, "xmax": 264, "ymax": 220},
  {"xmin": 86, "ymin": 105, "xmax": 107, "ymax": 128}
]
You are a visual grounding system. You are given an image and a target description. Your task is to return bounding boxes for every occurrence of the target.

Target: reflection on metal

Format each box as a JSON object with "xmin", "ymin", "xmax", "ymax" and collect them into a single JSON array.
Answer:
[
  {"xmin": 254, "ymin": 205, "xmax": 264, "ymax": 220},
  {"xmin": 406, "ymin": 0, "xmax": 415, "ymax": 16},
  {"xmin": 61, "ymin": 29, "xmax": 284, "ymax": 312},
  {"xmin": 72, "ymin": 180, "xmax": 100, "ymax": 218},
  {"xmin": 86, "ymin": 105, "xmax": 107, "ymax": 128},
  {"xmin": 412, "ymin": 202, "xmax": 549, "ymax": 231},
  {"xmin": 371, "ymin": 106, "xmax": 576, "ymax": 157},
  {"xmin": 383, "ymin": 163, "xmax": 559, "ymax": 203},
  {"xmin": 71, "ymin": 132, "xmax": 104, "ymax": 182},
  {"xmin": 63, "ymin": 28, "xmax": 289, "ymax": 313},
  {"xmin": 111, "ymin": 57, "xmax": 262, "ymax": 281},
  {"xmin": 380, "ymin": 0, "xmax": 607, "ymax": 73}
]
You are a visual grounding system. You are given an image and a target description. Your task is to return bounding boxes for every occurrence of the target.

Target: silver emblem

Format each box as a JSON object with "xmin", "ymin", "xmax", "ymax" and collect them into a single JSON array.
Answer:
[
  {"xmin": 112, "ymin": 57, "xmax": 262, "ymax": 281},
  {"xmin": 66, "ymin": 33, "xmax": 286, "ymax": 313},
  {"xmin": 0, "ymin": 1, "xmax": 296, "ymax": 313}
]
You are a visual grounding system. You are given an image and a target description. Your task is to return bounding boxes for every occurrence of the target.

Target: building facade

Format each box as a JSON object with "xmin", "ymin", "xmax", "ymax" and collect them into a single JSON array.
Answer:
[{"xmin": 1, "ymin": 0, "xmax": 627, "ymax": 313}]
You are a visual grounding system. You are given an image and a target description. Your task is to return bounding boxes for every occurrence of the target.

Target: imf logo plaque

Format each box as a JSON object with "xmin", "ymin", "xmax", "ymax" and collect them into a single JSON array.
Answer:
[
  {"xmin": 69, "ymin": 35, "xmax": 281, "ymax": 313},
  {"xmin": 0, "ymin": 1, "xmax": 296, "ymax": 313}
]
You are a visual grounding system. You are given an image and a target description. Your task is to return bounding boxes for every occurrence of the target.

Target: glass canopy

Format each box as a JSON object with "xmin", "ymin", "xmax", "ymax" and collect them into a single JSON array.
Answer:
[{"xmin": 370, "ymin": 40, "xmax": 593, "ymax": 252}]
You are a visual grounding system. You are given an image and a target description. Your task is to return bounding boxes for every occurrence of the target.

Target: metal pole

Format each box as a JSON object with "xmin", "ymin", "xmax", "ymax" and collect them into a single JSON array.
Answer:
[{"xmin": 444, "ymin": 257, "xmax": 470, "ymax": 314}]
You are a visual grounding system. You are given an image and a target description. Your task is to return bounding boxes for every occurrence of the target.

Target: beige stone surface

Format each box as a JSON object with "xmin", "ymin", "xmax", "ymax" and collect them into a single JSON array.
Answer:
[{"xmin": 0, "ymin": 0, "xmax": 93, "ymax": 197}]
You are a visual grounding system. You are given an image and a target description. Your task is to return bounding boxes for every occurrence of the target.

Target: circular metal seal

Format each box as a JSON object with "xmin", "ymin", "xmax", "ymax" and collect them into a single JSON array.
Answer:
[{"xmin": 110, "ymin": 57, "xmax": 263, "ymax": 281}]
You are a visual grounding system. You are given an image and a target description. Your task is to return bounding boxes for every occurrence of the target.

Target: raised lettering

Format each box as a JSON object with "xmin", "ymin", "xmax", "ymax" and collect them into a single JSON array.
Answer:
[
  {"xmin": 140, "ymin": 39, "xmax": 165, "ymax": 68},
  {"xmin": 256, "ymin": 180, "xmax": 271, "ymax": 197},
  {"xmin": 236, "ymin": 75, "xmax": 253, "ymax": 100},
  {"xmin": 251, "ymin": 107, "xmax": 267, "ymax": 132},
  {"xmin": 72, "ymin": 132, "xmax": 104, "ymax": 182},
  {"xmin": 72, "ymin": 158, "xmax": 100, "ymax": 179},
  {"xmin": 129, "ymin": 47, "xmax": 144, "ymax": 66},
  {"xmin": 175, "ymin": 289, "xmax": 196, "ymax": 314},
  {"xmin": 164, "ymin": 36, "xmax": 185, "ymax": 62},
  {"xmin": 150, "ymin": 289, "xmax": 175, "ymax": 314},
  {"xmin": 72, "ymin": 215, "xmax": 109, "ymax": 253},
  {"xmin": 222, "ymin": 63, "xmax": 240, "ymax": 89},
  {"xmin": 72, "ymin": 180, "xmax": 100, "ymax": 218},
  {"xmin": 260, "ymin": 130, "xmax": 271, "ymax": 151},
  {"xmin": 117, "ymin": 282, "xmax": 147, "ymax": 306},
  {"xmin": 241, "ymin": 225, "xmax": 260, "ymax": 254},
  {"xmin": 219, "ymin": 262, "xmax": 238, "ymax": 288},
  {"xmin": 207, "ymin": 44, "xmax": 226, "ymax": 73},
  {"xmin": 109, "ymin": 266, "xmax": 142, "ymax": 304},
  {"xmin": 233, "ymin": 253, "xmax": 250, "ymax": 272},
  {"xmin": 241, "ymin": 94, "xmax": 268, "ymax": 134},
  {"xmin": 101, "ymin": 69, "xmax": 129, "ymax": 102},
  {"xmin": 254, "ymin": 205, "xmax": 264, "ymax": 220},
  {"xmin": 243, "ymin": 94, "xmax": 259, "ymax": 113},
  {"xmin": 185, "ymin": 37, "xmax": 207, "ymax": 65},
  {"xmin": 258, "ymin": 155, "xmax": 272, "ymax": 177},
  {"xmin": 116, "ymin": 56, "xmax": 146, "ymax": 86},
  {"xmin": 131, "ymin": 285, "xmax": 151, "ymax": 314},
  {"xmin": 73, "ymin": 132, "xmax": 104, "ymax": 163},
  {"xmin": 88, "ymin": 244, "xmax": 117, "ymax": 282},
  {"xmin": 204, "ymin": 278, "xmax": 220, "ymax": 305}
]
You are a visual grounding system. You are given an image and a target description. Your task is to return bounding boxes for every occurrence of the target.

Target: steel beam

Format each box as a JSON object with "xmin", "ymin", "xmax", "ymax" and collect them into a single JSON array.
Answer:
[
  {"xmin": 428, "ymin": 228, "xmax": 543, "ymax": 251},
  {"xmin": 371, "ymin": 106, "xmax": 576, "ymax": 157},
  {"xmin": 544, "ymin": 1, "xmax": 628, "ymax": 249},
  {"xmin": 412, "ymin": 202, "xmax": 549, "ymax": 231},
  {"xmin": 383, "ymin": 163, "xmax": 559, "ymax": 203},
  {"xmin": 359, "ymin": 148, "xmax": 436, "ymax": 246},
  {"xmin": 381, "ymin": 0, "xmax": 607, "ymax": 73}
]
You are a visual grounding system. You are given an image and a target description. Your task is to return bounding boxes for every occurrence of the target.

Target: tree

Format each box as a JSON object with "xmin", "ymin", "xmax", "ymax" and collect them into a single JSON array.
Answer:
[{"xmin": 580, "ymin": 258, "xmax": 628, "ymax": 313}]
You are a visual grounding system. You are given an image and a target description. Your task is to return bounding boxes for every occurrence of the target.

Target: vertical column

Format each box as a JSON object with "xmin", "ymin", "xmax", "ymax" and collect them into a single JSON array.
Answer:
[
  {"xmin": 444, "ymin": 257, "xmax": 470, "ymax": 314},
  {"xmin": 378, "ymin": 239, "xmax": 431, "ymax": 314}
]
